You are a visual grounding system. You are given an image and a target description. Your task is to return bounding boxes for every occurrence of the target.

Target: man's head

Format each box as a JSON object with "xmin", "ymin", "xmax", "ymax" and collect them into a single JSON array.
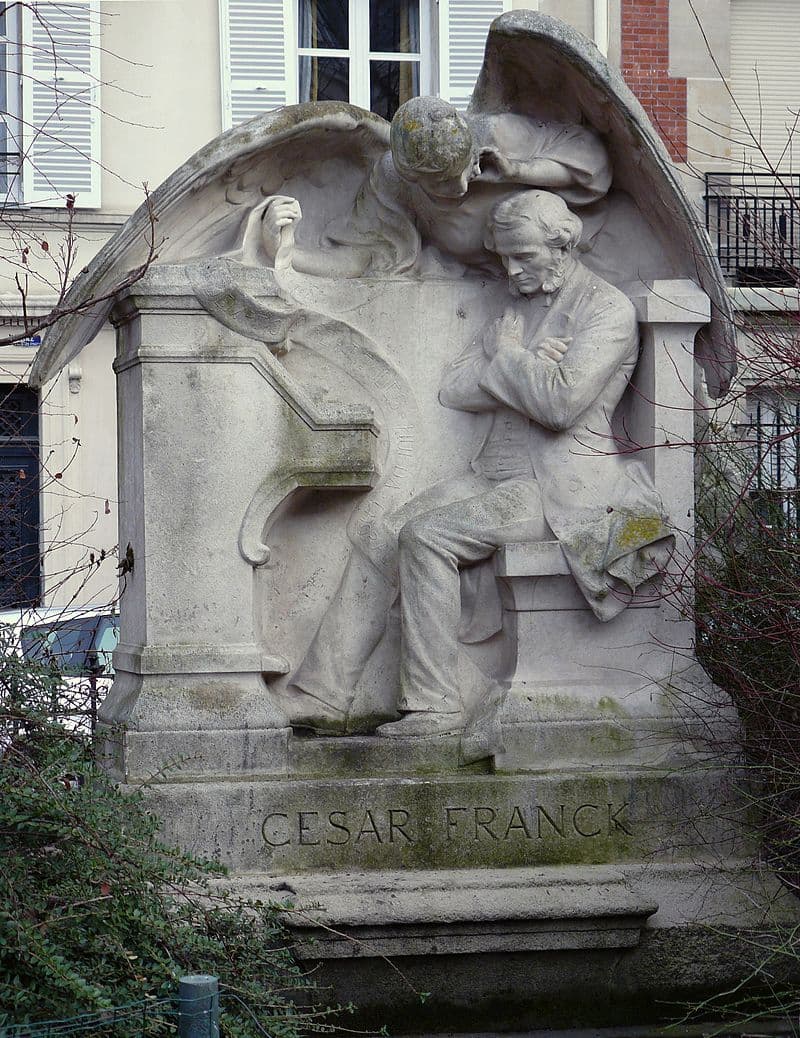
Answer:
[
  {"xmin": 485, "ymin": 190, "xmax": 583, "ymax": 296},
  {"xmin": 390, "ymin": 97, "xmax": 480, "ymax": 199}
]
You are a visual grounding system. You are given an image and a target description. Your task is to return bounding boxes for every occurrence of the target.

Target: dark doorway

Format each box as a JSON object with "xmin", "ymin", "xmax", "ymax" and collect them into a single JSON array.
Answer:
[{"xmin": 0, "ymin": 384, "xmax": 40, "ymax": 607}]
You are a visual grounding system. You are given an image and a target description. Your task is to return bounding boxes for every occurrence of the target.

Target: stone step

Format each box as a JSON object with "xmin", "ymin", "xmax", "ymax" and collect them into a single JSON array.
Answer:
[{"xmin": 288, "ymin": 732, "xmax": 491, "ymax": 777}]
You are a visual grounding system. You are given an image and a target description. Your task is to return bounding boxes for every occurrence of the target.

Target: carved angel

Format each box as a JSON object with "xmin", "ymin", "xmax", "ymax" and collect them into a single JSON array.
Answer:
[{"xmin": 244, "ymin": 97, "xmax": 613, "ymax": 278}]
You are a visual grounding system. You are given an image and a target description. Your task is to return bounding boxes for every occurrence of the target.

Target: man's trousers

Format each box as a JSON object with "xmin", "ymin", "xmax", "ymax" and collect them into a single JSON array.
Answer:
[{"xmin": 291, "ymin": 474, "xmax": 548, "ymax": 715}]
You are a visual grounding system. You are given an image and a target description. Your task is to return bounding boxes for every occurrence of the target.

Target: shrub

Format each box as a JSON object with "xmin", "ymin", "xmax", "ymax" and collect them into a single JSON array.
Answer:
[{"xmin": 0, "ymin": 641, "xmax": 343, "ymax": 1037}]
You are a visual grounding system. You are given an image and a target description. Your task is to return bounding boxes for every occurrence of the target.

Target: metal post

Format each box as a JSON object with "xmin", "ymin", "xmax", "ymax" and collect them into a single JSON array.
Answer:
[{"xmin": 178, "ymin": 975, "xmax": 219, "ymax": 1038}]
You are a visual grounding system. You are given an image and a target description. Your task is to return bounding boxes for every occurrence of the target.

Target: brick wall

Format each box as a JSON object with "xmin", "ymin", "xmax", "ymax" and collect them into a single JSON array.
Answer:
[{"xmin": 620, "ymin": 0, "xmax": 688, "ymax": 162}]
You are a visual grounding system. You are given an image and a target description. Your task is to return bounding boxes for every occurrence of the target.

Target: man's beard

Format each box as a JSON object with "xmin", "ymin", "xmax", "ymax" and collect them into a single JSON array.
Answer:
[{"xmin": 540, "ymin": 252, "xmax": 569, "ymax": 295}]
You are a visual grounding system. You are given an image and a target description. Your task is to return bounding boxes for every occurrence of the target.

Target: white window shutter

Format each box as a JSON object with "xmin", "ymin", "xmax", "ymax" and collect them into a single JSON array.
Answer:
[
  {"xmin": 220, "ymin": 0, "xmax": 295, "ymax": 129},
  {"xmin": 730, "ymin": 0, "xmax": 800, "ymax": 171},
  {"xmin": 439, "ymin": 0, "xmax": 511, "ymax": 111},
  {"xmin": 21, "ymin": 1, "xmax": 100, "ymax": 208}
]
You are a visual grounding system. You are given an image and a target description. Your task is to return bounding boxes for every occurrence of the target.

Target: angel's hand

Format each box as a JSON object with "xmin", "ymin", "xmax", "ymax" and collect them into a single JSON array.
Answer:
[
  {"xmin": 535, "ymin": 336, "xmax": 572, "ymax": 362},
  {"xmin": 478, "ymin": 147, "xmax": 516, "ymax": 182},
  {"xmin": 261, "ymin": 196, "xmax": 302, "ymax": 264}
]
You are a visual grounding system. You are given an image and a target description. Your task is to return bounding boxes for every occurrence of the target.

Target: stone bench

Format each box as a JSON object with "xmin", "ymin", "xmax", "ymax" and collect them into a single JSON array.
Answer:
[
  {"xmin": 495, "ymin": 539, "xmax": 660, "ymax": 701},
  {"xmin": 487, "ymin": 540, "xmax": 688, "ymax": 770}
]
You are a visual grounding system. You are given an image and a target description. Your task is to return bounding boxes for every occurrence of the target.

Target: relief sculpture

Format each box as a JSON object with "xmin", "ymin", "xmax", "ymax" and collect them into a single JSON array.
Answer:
[
  {"xmin": 244, "ymin": 95, "xmax": 615, "ymax": 280},
  {"xmin": 287, "ymin": 189, "xmax": 673, "ymax": 738},
  {"xmin": 17, "ymin": 14, "xmax": 756, "ymax": 1002},
  {"xmin": 28, "ymin": 10, "xmax": 736, "ymax": 759}
]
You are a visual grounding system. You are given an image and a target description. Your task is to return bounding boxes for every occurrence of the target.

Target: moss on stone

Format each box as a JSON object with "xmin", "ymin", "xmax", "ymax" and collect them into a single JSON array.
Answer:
[
  {"xmin": 597, "ymin": 696, "xmax": 631, "ymax": 718},
  {"xmin": 616, "ymin": 513, "xmax": 666, "ymax": 549}
]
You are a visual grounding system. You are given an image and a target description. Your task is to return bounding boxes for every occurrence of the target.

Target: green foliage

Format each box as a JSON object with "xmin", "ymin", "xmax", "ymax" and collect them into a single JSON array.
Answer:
[{"xmin": 0, "ymin": 642, "xmax": 343, "ymax": 1036}]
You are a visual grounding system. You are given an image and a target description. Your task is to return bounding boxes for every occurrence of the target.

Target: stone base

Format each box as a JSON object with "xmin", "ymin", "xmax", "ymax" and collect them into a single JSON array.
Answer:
[
  {"xmin": 252, "ymin": 865, "xmax": 659, "ymax": 957},
  {"xmin": 135, "ymin": 730, "xmax": 793, "ymax": 1033},
  {"xmin": 100, "ymin": 725, "xmax": 292, "ymax": 782},
  {"xmin": 98, "ymin": 669, "xmax": 292, "ymax": 781},
  {"xmin": 291, "ymin": 906, "xmax": 792, "ymax": 1035},
  {"xmin": 492, "ymin": 702, "xmax": 736, "ymax": 771},
  {"xmin": 224, "ymin": 861, "xmax": 793, "ymax": 1034},
  {"xmin": 146, "ymin": 761, "xmax": 745, "ymax": 873}
]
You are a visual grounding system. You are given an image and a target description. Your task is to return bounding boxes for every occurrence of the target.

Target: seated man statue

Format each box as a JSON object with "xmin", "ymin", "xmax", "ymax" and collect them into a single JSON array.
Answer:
[{"xmin": 289, "ymin": 189, "xmax": 673, "ymax": 738}]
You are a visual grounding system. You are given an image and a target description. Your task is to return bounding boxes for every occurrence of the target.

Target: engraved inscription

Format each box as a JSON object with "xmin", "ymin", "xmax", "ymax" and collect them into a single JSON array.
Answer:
[
  {"xmin": 263, "ymin": 808, "xmax": 416, "ymax": 847},
  {"xmin": 262, "ymin": 801, "xmax": 631, "ymax": 848}
]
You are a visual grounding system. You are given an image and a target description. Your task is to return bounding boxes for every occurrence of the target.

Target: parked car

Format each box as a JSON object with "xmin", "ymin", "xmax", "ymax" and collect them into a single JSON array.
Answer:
[{"xmin": 0, "ymin": 606, "xmax": 120, "ymax": 732}]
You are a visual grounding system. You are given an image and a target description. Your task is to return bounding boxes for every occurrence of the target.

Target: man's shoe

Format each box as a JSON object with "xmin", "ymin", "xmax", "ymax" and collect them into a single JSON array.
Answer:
[
  {"xmin": 376, "ymin": 710, "xmax": 464, "ymax": 738},
  {"xmin": 285, "ymin": 686, "xmax": 348, "ymax": 736}
]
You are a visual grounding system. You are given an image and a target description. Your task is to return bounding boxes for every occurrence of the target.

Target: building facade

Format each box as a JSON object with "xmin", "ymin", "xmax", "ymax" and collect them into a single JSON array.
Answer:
[{"xmin": 0, "ymin": 0, "xmax": 797, "ymax": 608}]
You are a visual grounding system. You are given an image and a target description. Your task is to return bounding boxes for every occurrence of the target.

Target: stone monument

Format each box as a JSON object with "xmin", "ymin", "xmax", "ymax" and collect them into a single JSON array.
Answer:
[{"xmin": 31, "ymin": 12, "xmax": 776, "ymax": 1033}]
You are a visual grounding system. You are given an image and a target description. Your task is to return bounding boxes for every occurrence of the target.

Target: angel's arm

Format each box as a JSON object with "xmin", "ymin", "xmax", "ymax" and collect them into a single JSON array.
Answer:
[
  {"xmin": 476, "ymin": 116, "xmax": 612, "ymax": 204},
  {"xmin": 240, "ymin": 196, "xmax": 372, "ymax": 278}
]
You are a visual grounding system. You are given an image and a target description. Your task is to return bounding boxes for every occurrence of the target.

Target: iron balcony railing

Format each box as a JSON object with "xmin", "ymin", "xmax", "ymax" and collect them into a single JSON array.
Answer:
[{"xmin": 705, "ymin": 171, "xmax": 800, "ymax": 286}]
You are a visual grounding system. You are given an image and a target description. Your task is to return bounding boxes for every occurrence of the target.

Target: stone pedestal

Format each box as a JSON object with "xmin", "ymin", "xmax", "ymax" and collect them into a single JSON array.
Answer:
[
  {"xmin": 143, "ymin": 730, "xmax": 763, "ymax": 1033},
  {"xmin": 99, "ymin": 268, "xmax": 768, "ymax": 1033}
]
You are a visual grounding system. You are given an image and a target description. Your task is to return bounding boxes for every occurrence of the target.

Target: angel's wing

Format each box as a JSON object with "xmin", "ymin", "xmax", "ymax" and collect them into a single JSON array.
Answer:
[
  {"xmin": 470, "ymin": 11, "xmax": 735, "ymax": 398},
  {"xmin": 29, "ymin": 103, "xmax": 388, "ymax": 388}
]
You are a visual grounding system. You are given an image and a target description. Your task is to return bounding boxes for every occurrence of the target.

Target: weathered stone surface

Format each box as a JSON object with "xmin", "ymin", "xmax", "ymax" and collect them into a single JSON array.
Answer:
[
  {"xmin": 146, "ymin": 763, "xmax": 749, "ymax": 873},
  {"xmin": 98, "ymin": 264, "xmax": 716, "ymax": 771},
  {"xmin": 42, "ymin": 8, "xmax": 790, "ymax": 1033},
  {"xmin": 272, "ymin": 865, "xmax": 659, "ymax": 957}
]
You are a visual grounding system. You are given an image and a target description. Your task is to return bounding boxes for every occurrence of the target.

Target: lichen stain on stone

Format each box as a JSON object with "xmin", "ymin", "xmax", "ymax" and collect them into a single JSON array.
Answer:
[
  {"xmin": 597, "ymin": 696, "xmax": 630, "ymax": 718},
  {"xmin": 616, "ymin": 513, "xmax": 664, "ymax": 549},
  {"xmin": 589, "ymin": 725, "xmax": 630, "ymax": 754},
  {"xmin": 222, "ymin": 291, "xmax": 237, "ymax": 318},
  {"xmin": 187, "ymin": 683, "xmax": 240, "ymax": 712}
]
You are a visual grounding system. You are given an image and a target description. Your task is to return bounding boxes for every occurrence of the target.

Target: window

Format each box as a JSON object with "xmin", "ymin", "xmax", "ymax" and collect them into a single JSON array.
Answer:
[
  {"xmin": 438, "ymin": 0, "xmax": 510, "ymax": 111},
  {"xmin": 0, "ymin": 2, "xmax": 101, "ymax": 208},
  {"xmin": 22, "ymin": 1, "xmax": 101, "ymax": 207},
  {"xmin": 748, "ymin": 392, "xmax": 800, "ymax": 531},
  {"xmin": 704, "ymin": 171, "xmax": 800, "ymax": 286},
  {"xmin": 297, "ymin": 0, "xmax": 426, "ymax": 120},
  {"xmin": 0, "ymin": 4, "xmax": 23, "ymax": 201},
  {"xmin": 730, "ymin": 0, "xmax": 800, "ymax": 174},
  {"xmin": 707, "ymin": 0, "xmax": 800, "ymax": 285},
  {"xmin": 221, "ymin": 0, "xmax": 510, "ymax": 128}
]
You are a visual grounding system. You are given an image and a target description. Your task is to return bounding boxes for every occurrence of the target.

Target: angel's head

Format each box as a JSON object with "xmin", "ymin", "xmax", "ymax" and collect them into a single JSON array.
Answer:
[
  {"xmin": 485, "ymin": 190, "xmax": 583, "ymax": 296},
  {"xmin": 389, "ymin": 97, "xmax": 480, "ymax": 199}
]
